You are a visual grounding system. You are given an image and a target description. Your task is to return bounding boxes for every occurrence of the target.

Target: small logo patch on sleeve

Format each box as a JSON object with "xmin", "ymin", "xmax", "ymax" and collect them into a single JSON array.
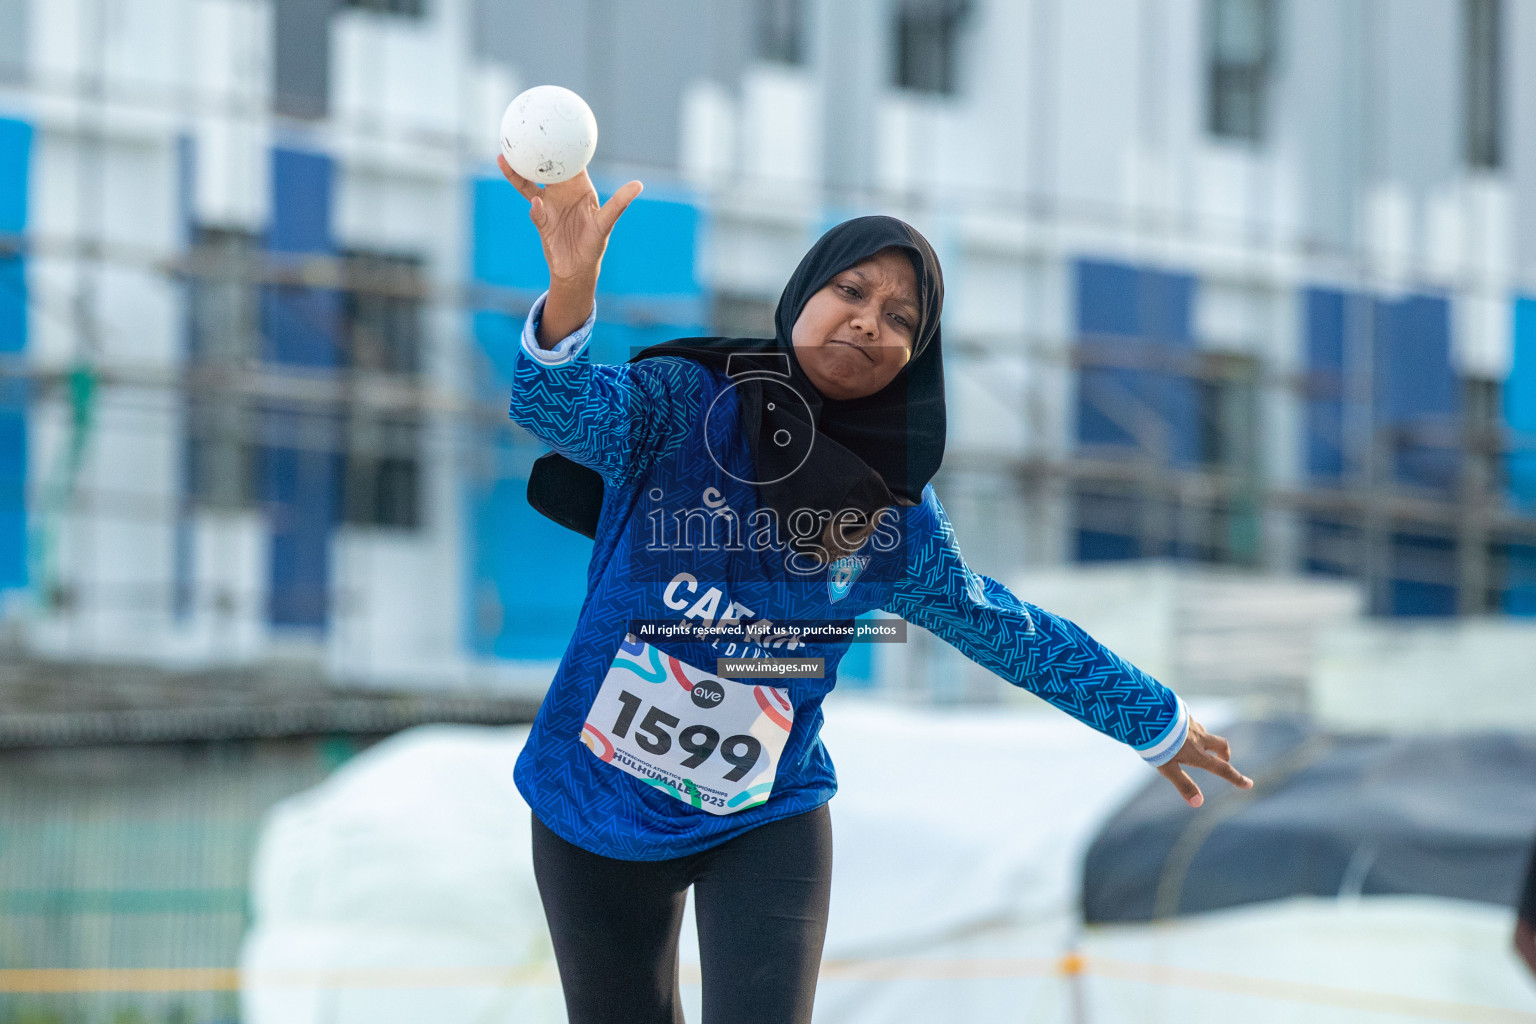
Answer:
[{"xmin": 827, "ymin": 554, "xmax": 870, "ymax": 603}]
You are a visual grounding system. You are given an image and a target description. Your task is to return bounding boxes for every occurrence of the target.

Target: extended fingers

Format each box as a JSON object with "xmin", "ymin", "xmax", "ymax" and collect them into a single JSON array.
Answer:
[
  {"xmin": 1160, "ymin": 723, "xmax": 1252, "ymax": 807},
  {"xmin": 1187, "ymin": 728, "xmax": 1252, "ymax": 789},
  {"xmin": 1198, "ymin": 749, "xmax": 1253, "ymax": 789},
  {"xmin": 1158, "ymin": 763, "xmax": 1204, "ymax": 808},
  {"xmin": 597, "ymin": 180, "xmax": 644, "ymax": 234}
]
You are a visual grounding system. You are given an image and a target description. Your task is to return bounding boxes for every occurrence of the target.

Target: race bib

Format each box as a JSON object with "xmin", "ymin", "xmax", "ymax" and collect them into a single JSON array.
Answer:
[{"xmin": 580, "ymin": 635, "xmax": 794, "ymax": 815}]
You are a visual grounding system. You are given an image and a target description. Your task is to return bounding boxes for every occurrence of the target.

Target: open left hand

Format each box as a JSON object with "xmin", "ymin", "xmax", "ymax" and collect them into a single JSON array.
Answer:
[{"xmin": 1156, "ymin": 718, "xmax": 1253, "ymax": 808}]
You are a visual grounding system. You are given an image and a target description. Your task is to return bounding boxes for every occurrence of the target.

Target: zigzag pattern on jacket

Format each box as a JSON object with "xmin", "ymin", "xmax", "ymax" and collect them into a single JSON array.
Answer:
[
  {"xmin": 510, "ymin": 348, "xmax": 713, "ymax": 489},
  {"xmin": 510, "ymin": 341, "xmax": 845, "ymax": 860},
  {"xmin": 883, "ymin": 493, "xmax": 1179, "ymax": 751}
]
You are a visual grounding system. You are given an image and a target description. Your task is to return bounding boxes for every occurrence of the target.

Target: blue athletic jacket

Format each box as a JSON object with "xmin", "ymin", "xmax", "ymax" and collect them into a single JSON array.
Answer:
[{"xmin": 508, "ymin": 294, "xmax": 1189, "ymax": 860}]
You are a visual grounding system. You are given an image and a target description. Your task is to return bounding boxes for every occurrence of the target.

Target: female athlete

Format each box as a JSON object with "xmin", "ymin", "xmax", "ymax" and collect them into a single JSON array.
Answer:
[{"xmin": 497, "ymin": 156, "xmax": 1253, "ymax": 1024}]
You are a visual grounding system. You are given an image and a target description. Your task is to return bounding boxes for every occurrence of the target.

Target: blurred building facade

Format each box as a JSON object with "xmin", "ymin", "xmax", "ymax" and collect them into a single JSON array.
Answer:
[
  {"xmin": 0, "ymin": 0, "xmax": 1532, "ymax": 696},
  {"xmin": 0, "ymin": 2, "xmax": 1535, "ymax": 1017}
]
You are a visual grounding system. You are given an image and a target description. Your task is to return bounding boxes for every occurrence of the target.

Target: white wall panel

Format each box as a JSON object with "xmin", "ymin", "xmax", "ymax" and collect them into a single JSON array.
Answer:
[
  {"xmin": 192, "ymin": 0, "xmax": 270, "ymax": 231},
  {"xmin": 1053, "ymin": 0, "xmax": 1141, "ymax": 224}
]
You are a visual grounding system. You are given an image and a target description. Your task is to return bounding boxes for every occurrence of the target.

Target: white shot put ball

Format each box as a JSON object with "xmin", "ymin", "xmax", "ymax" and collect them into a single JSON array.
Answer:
[{"xmin": 499, "ymin": 85, "xmax": 598, "ymax": 185}]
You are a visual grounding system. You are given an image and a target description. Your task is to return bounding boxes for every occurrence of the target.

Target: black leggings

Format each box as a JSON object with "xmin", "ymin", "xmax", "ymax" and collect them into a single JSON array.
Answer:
[{"xmin": 531, "ymin": 805, "xmax": 833, "ymax": 1024}]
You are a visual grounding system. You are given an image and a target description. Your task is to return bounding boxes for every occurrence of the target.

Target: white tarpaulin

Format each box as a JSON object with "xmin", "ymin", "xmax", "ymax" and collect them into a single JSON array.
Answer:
[
  {"xmin": 240, "ymin": 699, "xmax": 1536, "ymax": 1022},
  {"xmin": 1080, "ymin": 896, "xmax": 1536, "ymax": 1023}
]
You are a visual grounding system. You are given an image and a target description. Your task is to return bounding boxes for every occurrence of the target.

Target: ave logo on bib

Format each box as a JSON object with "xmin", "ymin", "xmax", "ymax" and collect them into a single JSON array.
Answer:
[
  {"xmin": 827, "ymin": 554, "xmax": 869, "ymax": 604},
  {"xmin": 581, "ymin": 636, "xmax": 794, "ymax": 815}
]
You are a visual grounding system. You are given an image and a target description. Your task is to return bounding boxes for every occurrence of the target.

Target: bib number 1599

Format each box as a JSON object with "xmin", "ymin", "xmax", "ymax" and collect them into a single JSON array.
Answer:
[
  {"xmin": 584, "ymin": 639, "xmax": 791, "ymax": 815},
  {"xmin": 610, "ymin": 690, "xmax": 763, "ymax": 781}
]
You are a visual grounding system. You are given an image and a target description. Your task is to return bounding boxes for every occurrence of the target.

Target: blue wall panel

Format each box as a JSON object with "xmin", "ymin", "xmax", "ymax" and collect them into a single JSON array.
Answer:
[
  {"xmin": 1509, "ymin": 298, "xmax": 1536, "ymax": 513},
  {"xmin": 597, "ymin": 193, "xmax": 702, "ymax": 301},
  {"xmin": 0, "ymin": 117, "xmax": 31, "ymax": 592},
  {"xmin": 269, "ymin": 148, "xmax": 334, "ymax": 254},
  {"xmin": 0, "ymin": 117, "xmax": 27, "ymax": 235},
  {"xmin": 471, "ymin": 177, "xmax": 547, "ymax": 292},
  {"xmin": 1077, "ymin": 259, "xmax": 1194, "ymax": 344},
  {"xmin": 1374, "ymin": 293, "xmax": 1457, "ymax": 495},
  {"xmin": 470, "ymin": 178, "xmax": 704, "ymax": 300},
  {"xmin": 466, "ymin": 173, "xmax": 705, "ymax": 660},
  {"xmin": 589, "ymin": 317, "xmax": 708, "ymax": 365},
  {"xmin": 0, "ymin": 405, "xmax": 26, "ymax": 591},
  {"xmin": 1077, "ymin": 259, "xmax": 1142, "ymax": 338},
  {"xmin": 1078, "ymin": 260, "xmax": 1149, "ymax": 452},
  {"xmin": 1375, "ymin": 296, "xmax": 1456, "ymax": 423},
  {"xmin": 470, "ymin": 310, "xmax": 524, "ymax": 386},
  {"xmin": 465, "ymin": 462, "xmax": 592, "ymax": 661},
  {"xmin": 1304, "ymin": 288, "xmax": 1458, "ymax": 493},
  {"xmin": 1073, "ymin": 258, "xmax": 1197, "ymax": 561},
  {"xmin": 263, "ymin": 146, "xmax": 340, "ymax": 630},
  {"xmin": 468, "ymin": 175, "xmax": 589, "ymax": 661},
  {"xmin": 0, "ymin": 256, "xmax": 22, "ymax": 354},
  {"xmin": 1076, "ymin": 528, "xmax": 1141, "ymax": 563},
  {"xmin": 263, "ymin": 148, "xmax": 341, "ymax": 368},
  {"xmin": 1075, "ymin": 259, "xmax": 1197, "ymax": 461},
  {"xmin": 1302, "ymin": 286, "xmax": 1464, "ymax": 615},
  {"xmin": 1388, "ymin": 530, "xmax": 1457, "ymax": 617},
  {"xmin": 1374, "ymin": 293, "xmax": 1458, "ymax": 615},
  {"xmin": 1303, "ymin": 287, "xmax": 1347, "ymax": 482},
  {"xmin": 264, "ymin": 446, "xmax": 342, "ymax": 628},
  {"xmin": 1504, "ymin": 544, "xmax": 1536, "ymax": 617},
  {"xmin": 1506, "ymin": 298, "xmax": 1536, "ymax": 616}
]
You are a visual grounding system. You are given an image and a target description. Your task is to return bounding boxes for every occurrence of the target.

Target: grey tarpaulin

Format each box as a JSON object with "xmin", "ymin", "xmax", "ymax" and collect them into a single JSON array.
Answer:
[{"xmin": 1082, "ymin": 719, "xmax": 1536, "ymax": 923}]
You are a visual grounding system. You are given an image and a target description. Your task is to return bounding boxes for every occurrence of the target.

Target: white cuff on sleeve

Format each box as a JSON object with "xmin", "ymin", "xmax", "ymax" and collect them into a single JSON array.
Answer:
[
  {"xmin": 1134, "ymin": 694, "xmax": 1189, "ymax": 768},
  {"xmin": 520, "ymin": 290, "xmax": 597, "ymax": 366}
]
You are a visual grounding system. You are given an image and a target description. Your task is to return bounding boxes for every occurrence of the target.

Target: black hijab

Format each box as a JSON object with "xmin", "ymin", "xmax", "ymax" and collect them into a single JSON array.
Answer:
[{"xmin": 526, "ymin": 215, "xmax": 947, "ymax": 547}]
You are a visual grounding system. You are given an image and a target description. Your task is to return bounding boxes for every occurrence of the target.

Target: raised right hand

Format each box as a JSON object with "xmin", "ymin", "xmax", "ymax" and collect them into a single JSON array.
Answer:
[{"xmin": 497, "ymin": 154, "xmax": 642, "ymax": 286}]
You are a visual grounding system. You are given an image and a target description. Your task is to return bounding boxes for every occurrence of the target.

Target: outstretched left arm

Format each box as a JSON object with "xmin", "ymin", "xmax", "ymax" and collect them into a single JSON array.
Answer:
[{"xmin": 881, "ymin": 490, "xmax": 1251, "ymax": 807}]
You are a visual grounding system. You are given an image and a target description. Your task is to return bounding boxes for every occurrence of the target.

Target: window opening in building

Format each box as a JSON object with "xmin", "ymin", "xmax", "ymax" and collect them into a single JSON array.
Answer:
[
  {"xmin": 342, "ymin": 252, "xmax": 424, "ymax": 375},
  {"xmin": 755, "ymin": 0, "xmax": 803, "ymax": 65},
  {"xmin": 893, "ymin": 0, "xmax": 970, "ymax": 96},
  {"xmin": 1206, "ymin": 0, "xmax": 1276, "ymax": 144},
  {"xmin": 1465, "ymin": 0, "xmax": 1502, "ymax": 169},
  {"xmin": 343, "ymin": 0, "xmax": 425, "ymax": 16},
  {"xmin": 0, "ymin": 0, "xmax": 26, "ymax": 85},
  {"xmin": 343, "ymin": 414, "xmax": 422, "ymax": 529},
  {"xmin": 187, "ymin": 228, "xmax": 262, "ymax": 511},
  {"xmin": 273, "ymin": 0, "xmax": 331, "ymax": 118},
  {"xmin": 340, "ymin": 251, "xmax": 425, "ymax": 530}
]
